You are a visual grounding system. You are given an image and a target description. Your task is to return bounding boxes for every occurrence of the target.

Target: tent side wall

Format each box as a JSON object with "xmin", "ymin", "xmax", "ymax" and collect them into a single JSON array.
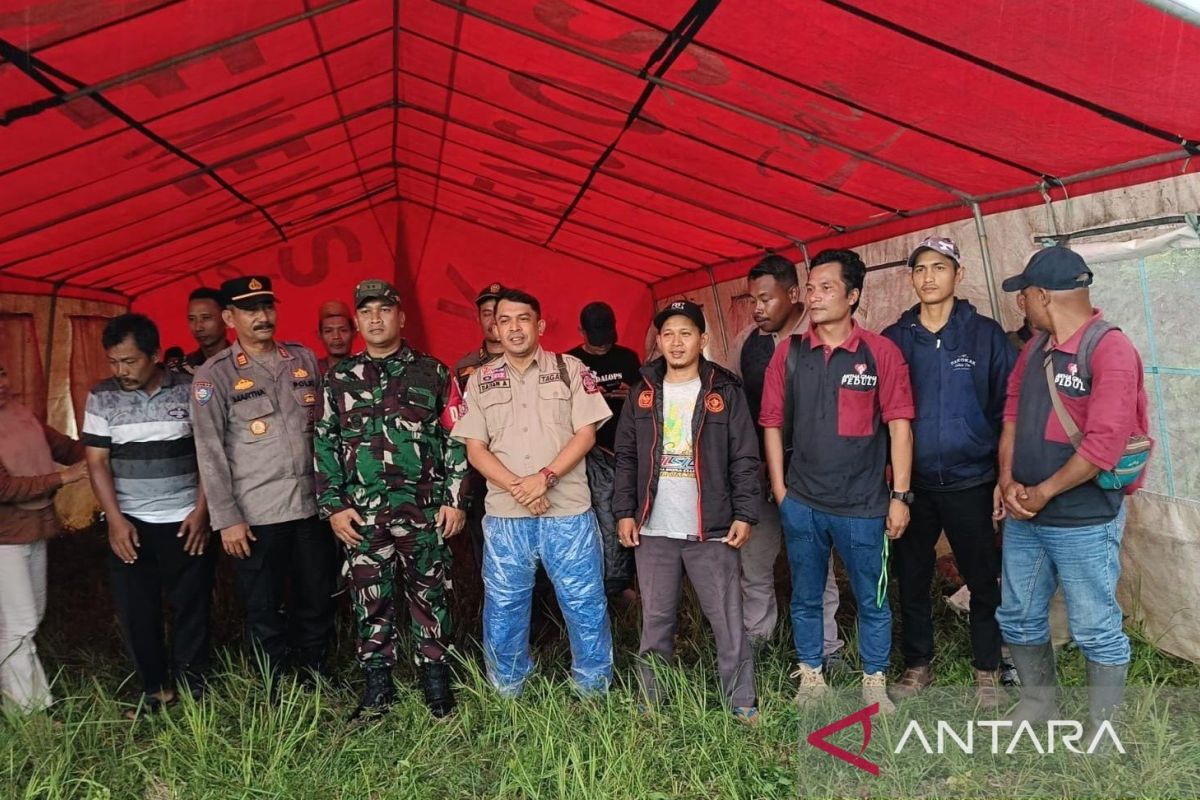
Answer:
[{"xmin": 0, "ymin": 293, "xmax": 127, "ymax": 436}]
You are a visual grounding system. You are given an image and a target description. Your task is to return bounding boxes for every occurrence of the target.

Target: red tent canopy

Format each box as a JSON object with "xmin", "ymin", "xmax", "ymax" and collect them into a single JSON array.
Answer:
[{"xmin": 2, "ymin": 0, "xmax": 1197, "ymax": 359}]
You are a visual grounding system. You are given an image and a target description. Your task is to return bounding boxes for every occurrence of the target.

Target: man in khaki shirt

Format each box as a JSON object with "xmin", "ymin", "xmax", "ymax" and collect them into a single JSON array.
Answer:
[
  {"xmin": 452, "ymin": 288, "xmax": 613, "ymax": 696},
  {"xmin": 191, "ymin": 275, "xmax": 336, "ymax": 684}
]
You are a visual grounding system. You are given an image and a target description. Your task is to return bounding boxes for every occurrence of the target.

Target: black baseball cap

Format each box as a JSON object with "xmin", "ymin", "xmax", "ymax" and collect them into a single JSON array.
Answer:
[
  {"xmin": 580, "ymin": 301, "xmax": 617, "ymax": 347},
  {"xmin": 653, "ymin": 300, "xmax": 706, "ymax": 333},
  {"xmin": 476, "ymin": 282, "xmax": 505, "ymax": 306},
  {"xmin": 221, "ymin": 276, "xmax": 275, "ymax": 310},
  {"xmin": 1002, "ymin": 246, "xmax": 1094, "ymax": 292}
]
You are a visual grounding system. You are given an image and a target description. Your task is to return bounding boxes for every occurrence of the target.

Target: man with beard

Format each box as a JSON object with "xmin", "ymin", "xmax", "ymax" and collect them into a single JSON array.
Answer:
[
  {"xmin": 315, "ymin": 279, "xmax": 467, "ymax": 720},
  {"xmin": 180, "ymin": 287, "xmax": 230, "ymax": 374},
  {"xmin": 725, "ymin": 255, "xmax": 843, "ymax": 663},
  {"xmin": 317, "ymin": 300, "xmax": 354, "ymax": 375},
  {"xmin": 191, "ymin": 276, "xmax": 335, "ymax": 685}
]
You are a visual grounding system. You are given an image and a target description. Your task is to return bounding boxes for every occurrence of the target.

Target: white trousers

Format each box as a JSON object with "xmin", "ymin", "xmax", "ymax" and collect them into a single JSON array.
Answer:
[{"xmin": 0, "ymin": 541, "xmax": 52, "ymax": 713}]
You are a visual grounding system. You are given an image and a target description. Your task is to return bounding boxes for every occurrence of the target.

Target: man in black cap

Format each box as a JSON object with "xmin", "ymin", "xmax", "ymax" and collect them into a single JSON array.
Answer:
[
  {"xmin": 190, "ymin": 276, "xmax": 336, "ymax": 686},
  {"xmin": 995, "ymin": 247, "xmax": 1150, "ymax": 735},
  {"xmin": 453, "ymin": 283, "xmax": 507, "ymax": 392},
  {"xmin": 569, "ymin": 301, "xmax": 642, "ymax": 599}
]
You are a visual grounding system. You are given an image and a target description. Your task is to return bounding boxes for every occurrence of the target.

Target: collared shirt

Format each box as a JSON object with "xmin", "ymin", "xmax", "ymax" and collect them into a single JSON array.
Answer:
[
  {"xmin": 1004, "ymin": 310, "xmax": 1149, "ymax": 526},
  {"xmin": 314, "ymin": 343, "xmax": 467, "ymax": 527},
  {"xmin": 82, "ymin": 369, "xmax": 198, "ymax": 523},
  {"xmin": 452, "ymin": 345, "xmax": 611, "ymax": 518},
  {"xmin": 724, "ymin": 312, "xmax": 808, "ymax": 446},
  {"xmin": 453, "ymin": 342, "xmax": 502, "ymax": 391},
  {"xmin": 760, "ymin": 321, "xmax": 914, "ymax": 517},
  {"xmin": 191, "ymin": 339, "xmax": 320, "ymax": 530}
]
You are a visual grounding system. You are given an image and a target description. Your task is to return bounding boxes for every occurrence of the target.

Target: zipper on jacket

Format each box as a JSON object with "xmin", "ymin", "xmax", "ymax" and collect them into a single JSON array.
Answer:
[
  {"xmin": 692, "ymin": 371, "xmax": 715, "ymax": 541},
  {"xmin": 638, "ymin": 384, "xmax": 658, "ymax": 527}
]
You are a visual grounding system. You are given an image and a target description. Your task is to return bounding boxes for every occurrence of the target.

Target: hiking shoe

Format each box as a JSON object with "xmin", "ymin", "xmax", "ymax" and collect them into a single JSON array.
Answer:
[
  {"xmin": 889, "ymin": 664, "xmax": 933, "ymax": 702},
  {"xmin": 733, "ymin": 706, "xmax": 760, "ymax": 726},
  {"xmin": 863, "ymin": 672, "xmax": 896, "ymax": 715},
  {"xmin": 348, "ymin": 666, "xmax": 395, "ymax": 723},
  {"xmin": 790, "ymin": 663, "xmax": 828, "ymax": 708},
  {"xmin": 974, "ymin": 669, "xmax": 1003, "ymax": 710}
]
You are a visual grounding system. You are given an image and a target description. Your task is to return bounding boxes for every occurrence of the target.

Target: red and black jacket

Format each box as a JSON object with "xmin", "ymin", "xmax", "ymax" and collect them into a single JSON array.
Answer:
[{"xmin": 612, "ymin": 357, "xmax": 761, "ymax": 540}]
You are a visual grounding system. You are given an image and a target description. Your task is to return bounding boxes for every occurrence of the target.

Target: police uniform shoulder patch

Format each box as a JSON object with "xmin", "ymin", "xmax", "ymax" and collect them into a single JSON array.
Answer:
[
  {"xmin": 234, "ymin": 378, "xmax": 254, "ymax": 391},
  {"xmin": 193, "ymin": 381, "xmax": 214, "ymax": 406},
  {"xmin": 581, "ymin": 368, "xmax": 602, "ymax": 394},
  {"xmin": 705, "ymin": 393, "xmax": 725, "ymax": 413}
]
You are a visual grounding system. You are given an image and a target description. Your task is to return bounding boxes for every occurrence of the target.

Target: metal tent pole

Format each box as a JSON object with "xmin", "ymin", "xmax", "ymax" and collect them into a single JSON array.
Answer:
[{"xmin": 970, "ymin": 202, "xmax": 1003, "ymax": 322}]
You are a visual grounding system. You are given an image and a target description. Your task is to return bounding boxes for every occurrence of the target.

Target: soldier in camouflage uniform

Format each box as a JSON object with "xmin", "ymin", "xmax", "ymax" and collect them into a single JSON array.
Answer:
[{"xmin": 314, "ymin": 279, "xmax": 467, "ymax": 721}]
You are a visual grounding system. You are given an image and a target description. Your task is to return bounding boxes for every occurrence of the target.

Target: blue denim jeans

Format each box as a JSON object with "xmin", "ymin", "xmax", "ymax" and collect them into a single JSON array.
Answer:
[
  {"xmin": 997, "ymin": 505, "xmax": 1129, "ymax": 665},
  {"xmin": 482, "ymin": 511, "xmax": 613, "ymax": 696},
  {"xmin": 780, "ymin": 497, "xmax": 891, "ymax": 675}
]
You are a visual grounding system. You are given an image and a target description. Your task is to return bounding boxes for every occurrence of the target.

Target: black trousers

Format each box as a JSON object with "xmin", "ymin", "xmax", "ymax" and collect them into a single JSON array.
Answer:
[
  {"xmin": 108, "ymin": 517, "xmax": 217, "ymax": 695},
  {"xmin": 894, "ymin": 483, "xmax": 1002, "ymax": 671},
  {"xmin": 233, "ymin": 516, "xmax": 337, "ymax": 675}
]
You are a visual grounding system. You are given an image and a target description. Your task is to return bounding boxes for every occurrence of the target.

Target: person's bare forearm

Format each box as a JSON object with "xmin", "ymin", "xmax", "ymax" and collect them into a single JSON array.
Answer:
[
  {"xmin": 998, "ymin": 422, "xmax": 1016, "ymax": 484},
  {"xmin": 466, "ymin": 439, "xmax": 521, "ymax": 487},
  {"xmin": 1039, "ymin": 453, "xmax": 1101, "ymax": 500},
  {"xmin": 764, "ymin": 427, "xmax": 786, "ymax": 500},
  {"xmin": 545, "ymin": 425, "xmax": 596, "ymax": 477},
  {"xmin": 85, "ymin": 447, "xmax": 124, "ymax": 522},
  {"xmin": 887, "ymin": 419, "xmax": 913, "ymax": 492}
]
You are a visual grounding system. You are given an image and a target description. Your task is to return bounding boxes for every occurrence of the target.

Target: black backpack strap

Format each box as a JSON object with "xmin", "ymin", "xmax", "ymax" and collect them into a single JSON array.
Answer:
[
  {"xmin": 782, "ymin": 334, "xmax": 802, "ymax": 449},
  {"xmin": 555, "ymin": 352, "xmax": 571, "ymax": 392},
  {"xmin": 1075, "ymin": 320, "xmax": 1118, "ymax": 383}
]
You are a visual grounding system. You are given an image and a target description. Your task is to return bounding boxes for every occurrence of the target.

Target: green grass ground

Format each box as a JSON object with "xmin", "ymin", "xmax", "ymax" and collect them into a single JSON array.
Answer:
[{"xmin": 4, "ymin": 532, "xmax": 1198, "ymax": 799}]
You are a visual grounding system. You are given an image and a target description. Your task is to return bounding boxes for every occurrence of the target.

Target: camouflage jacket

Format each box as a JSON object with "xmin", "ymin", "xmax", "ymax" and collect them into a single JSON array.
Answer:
[{"xmin": 314, "ymin": 343, "xmax": 467, "ymax": 526}]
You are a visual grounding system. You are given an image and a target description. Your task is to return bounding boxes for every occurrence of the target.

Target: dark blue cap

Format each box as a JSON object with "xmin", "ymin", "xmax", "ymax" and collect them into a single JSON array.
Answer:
[{"xmin": 1002, "ymin": 246, "xmax": 1094, "ymax": 292}]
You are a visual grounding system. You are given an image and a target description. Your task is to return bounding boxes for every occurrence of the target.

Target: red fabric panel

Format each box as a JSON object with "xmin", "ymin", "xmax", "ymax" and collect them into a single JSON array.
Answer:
[
  {"xmin": 68, "ymin": 315, "xmax": 113, "ymax": 431},
  {"xmin": 0, "ymin": 312, "xmax": 47, "ymax": 422}
]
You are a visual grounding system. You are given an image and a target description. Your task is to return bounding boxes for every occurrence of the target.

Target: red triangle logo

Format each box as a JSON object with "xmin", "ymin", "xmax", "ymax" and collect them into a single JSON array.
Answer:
[{"xmin": 806, "ymin": 703, "xmax": 880, "ymax": 776}]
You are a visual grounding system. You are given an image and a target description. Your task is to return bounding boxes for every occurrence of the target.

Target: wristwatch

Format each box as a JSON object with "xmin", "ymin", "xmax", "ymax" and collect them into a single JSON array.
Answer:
[
  {"xmin": 540, "ymin": 468, "xmax": 560, "ymax": 489},
  {"xmin": 890, "ymin": 490, "xmax": 915, "ymax": 505}
]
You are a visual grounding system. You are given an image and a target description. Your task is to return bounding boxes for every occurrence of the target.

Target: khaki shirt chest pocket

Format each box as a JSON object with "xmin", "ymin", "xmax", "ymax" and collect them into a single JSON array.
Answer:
[
  {"xmin": 477, "ymin": 387, "xmax": 514, "ymax": 435},
  {"xmin": 233, "ymin": 394, "xmax": 279, "ymax": 443},
  {"xmin": 538, "ymin": 381, "xmax": 572, "ymax": 425}
]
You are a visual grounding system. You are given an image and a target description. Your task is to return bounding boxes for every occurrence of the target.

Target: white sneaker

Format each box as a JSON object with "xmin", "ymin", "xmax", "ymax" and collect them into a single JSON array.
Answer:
[
  {"xmin": 862, "ymin": 671, "xmax": 896, "ymax": 715},
  {"xmin": 791, "ymin": 663, "xmax": 828, "ymax": 708}
]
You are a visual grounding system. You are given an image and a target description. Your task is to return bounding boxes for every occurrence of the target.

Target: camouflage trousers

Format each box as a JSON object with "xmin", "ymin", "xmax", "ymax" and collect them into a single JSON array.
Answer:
[{"xmin": 345, "ymin": 521, "xmax": 453, "ymax": 667}]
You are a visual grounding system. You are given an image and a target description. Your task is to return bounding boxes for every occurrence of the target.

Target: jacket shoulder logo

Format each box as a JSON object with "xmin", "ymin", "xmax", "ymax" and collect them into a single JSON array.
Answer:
[
  {"xmin": 234, "ymin": 378, "xmax": 254, "ymax": 391},
  {"xmin": 193, "ymin": 381, "xmax": 214, "ymax": 405},
  {"xmin": 705, "ymin": 393, "xmax": 725, "ymax": 413}
]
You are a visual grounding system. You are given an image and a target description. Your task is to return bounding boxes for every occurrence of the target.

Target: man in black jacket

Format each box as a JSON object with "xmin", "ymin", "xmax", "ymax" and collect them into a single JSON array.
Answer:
[{"xmin": 613, "ymin": 300, "xmax": 761, "ymax": 722}]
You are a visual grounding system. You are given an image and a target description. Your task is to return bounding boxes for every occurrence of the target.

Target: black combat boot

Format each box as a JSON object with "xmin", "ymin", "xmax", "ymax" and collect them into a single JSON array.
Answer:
[
  {"xmin": 420, "ymin": 662, "xmax": 456, "ymax": 719},
  {"xmin": 348, "ymin": 666, "xmax": 395, "ymax": 723}
]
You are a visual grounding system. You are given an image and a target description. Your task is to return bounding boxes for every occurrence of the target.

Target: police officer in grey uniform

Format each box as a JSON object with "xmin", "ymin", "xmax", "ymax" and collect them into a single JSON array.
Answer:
[{"xmin": 191, "ymin": 276, "xmax": 336, "ymax": 684}]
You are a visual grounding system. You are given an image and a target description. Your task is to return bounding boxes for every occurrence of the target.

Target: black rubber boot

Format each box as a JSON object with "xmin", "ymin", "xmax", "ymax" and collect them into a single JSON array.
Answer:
[
  {"xmin": 348, "ymin": 666, "xmax": 395, "ymax": 723},
  {"xmin": 1083, "ymin": 660, "xmax": 1127, "ymax": 753},
  {"xmin": 1003, "ymin": 642, "xmax": 1060, "ymax": 724},
  {"xmin": 420, "ymin": 662, "xmax": 456, "ymax": 720}
]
